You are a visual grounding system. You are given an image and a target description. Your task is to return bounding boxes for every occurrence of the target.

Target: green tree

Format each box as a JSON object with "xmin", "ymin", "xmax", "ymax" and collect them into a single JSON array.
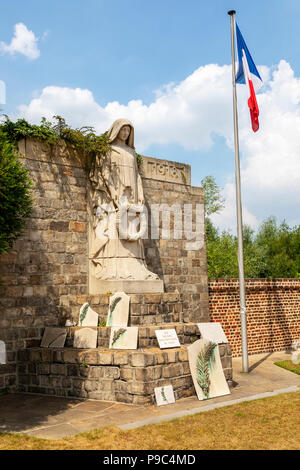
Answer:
[
  {"xmin": 201, "ymin": 177, "xmax": 299, "ymax": 279},
  {"xmin": 255, "ymin": 217, "xmax": 300, "ymax": 278},
  {"xmin": 0, "ymin": 130, "xmax": 34, "ymax": 254},
  {"xmin": 201, "ymin": 175, "xmax": 225, "ymax": 217}
]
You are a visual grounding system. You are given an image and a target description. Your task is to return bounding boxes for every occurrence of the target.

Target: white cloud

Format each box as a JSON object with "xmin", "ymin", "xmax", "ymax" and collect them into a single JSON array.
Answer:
[
  {"xmin": 0, "ymin": 23, "xmax": 40, "ymax": 60},
  {"xmin": 16, "ymin": 59, "xmax": 300, "ymax": 230},
  {"xmin": 210, "ymin": 182, "xmax": 260, "ymax": 232}
]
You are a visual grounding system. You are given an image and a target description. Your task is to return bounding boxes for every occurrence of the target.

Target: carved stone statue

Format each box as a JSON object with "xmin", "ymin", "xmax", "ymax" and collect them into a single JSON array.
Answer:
[{"xmin": 88, "ymin": 118, "xmax": 163, "ymax": 293}]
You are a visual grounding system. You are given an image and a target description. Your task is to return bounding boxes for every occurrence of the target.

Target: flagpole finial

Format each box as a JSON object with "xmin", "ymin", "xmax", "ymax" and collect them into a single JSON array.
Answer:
[{"xmin": 228, "ymin": 10, "xmax": 236, "ymax": 16}]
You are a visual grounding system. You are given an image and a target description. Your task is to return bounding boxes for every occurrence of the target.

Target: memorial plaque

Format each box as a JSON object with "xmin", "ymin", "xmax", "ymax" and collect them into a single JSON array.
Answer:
[
  {"xmin": 154, "ymin": 385, "xmax": 176, "ymax": 406},
  {"xmin": 0, "ymin": 341, "xmax": 6, "ymax": 365},
  {"xmin": 40, "ymin": 327, "xmax": 67, "ymax": 348},
  {"xmin": 74, "ymin": 328, "xmax": 97, "ymax": 349},
  {"xmin": 107, "ymin": 292, "xmax": 130, "ymax": 327},
  {"xmin": 155, "ymin": 329, "xmax": 180, "ymax": 349},
  {"xmin": 109, "ymin": 326, "xmax": 138, "ymax": 350},
  {"xmin": 188, "ymin": 338, "xmax": 230, "ymax": 401},
  {"xmin": 79, "ymin": 303, "xmax": 99, "ymax": 327},
  {"xmin": 197, "ymin": 322, "xmax": 228, "ymax": 344}
]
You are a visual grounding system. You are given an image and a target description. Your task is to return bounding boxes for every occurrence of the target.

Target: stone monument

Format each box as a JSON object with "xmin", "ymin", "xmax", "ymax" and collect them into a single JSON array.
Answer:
[{"xmin": 88, "ymin": 118, "xmax": 164, "ymax": 294}]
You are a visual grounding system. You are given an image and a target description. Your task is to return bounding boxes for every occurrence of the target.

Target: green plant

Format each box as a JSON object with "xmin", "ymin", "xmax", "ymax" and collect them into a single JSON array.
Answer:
[
  {"xmin": 98, "ymin": 319, "xmax": 107, "ymax": 327},
  {"xmin": 0, "ymin": 115, "xmax": 142, "ymax": 176},
  {"xmin": 0, "ymin": 130, "xmax": 34, "ymax": 254},
  {"xmin": 81, "ymin": 362, "xmax": 89, "ymax": 368},
  {"xmin": 136, "ymin": 152, "xmax": 143, "ymax": 169}
]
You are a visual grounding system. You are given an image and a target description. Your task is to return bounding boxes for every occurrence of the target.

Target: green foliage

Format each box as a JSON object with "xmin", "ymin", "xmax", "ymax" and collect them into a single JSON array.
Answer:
[
  {"xmin": 136, "ymin": 152, "xmax": 143, "ymax": 169},
  {"xmin": 274, "ymin": 360, "xmax": 300, "ymax": 375},
  {"xmin": 0, "ymin": 115, "xmax": 142, "ymax": 174},
  {"xmin": 255, "ymin": 217, "xmax": 300, "ymax": 278},
  {"xmin": 1, "ymin": 116, "xmax": 60, "ymax": 146},
  {"xmin": 0, "ymin": 130, "xmax": 34, "ymax": 254},
  {"xmin": 201, "ymin": 175, "xmax": 225, "ymax": 217},
  {"xmin": 202, "ymin": 175, "xmax": 300, "ymax": 279},
  {"xmin": 206, "ymin": 217, "xmax": 300, "ymax": 279}
]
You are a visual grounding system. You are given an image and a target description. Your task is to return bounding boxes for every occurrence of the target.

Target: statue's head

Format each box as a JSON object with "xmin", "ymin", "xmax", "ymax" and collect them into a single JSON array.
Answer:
[{"xmin": 107, "ymin": 118, "xmax": 134, "ymax": 149}]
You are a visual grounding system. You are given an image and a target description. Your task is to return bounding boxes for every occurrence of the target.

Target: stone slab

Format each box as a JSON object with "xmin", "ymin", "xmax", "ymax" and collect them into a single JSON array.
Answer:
[
  {"xmin": 107, "ymin": 292, "xmax": 130, "ymax": 327},
  {"xmin": 89, "ymin": 279, "xmax": 164, "ymax": 294},
  {"xmin": 197, "ymin": 322, "xmax": 228, "ymax": 344},
  {"xmin": 188, "ymin": 339, "xmax": 230, "ymax": 401},
  {"xmin": 78, "ymin": 303, "xmax": 99, "ymax": 327},
  {"xmin": 40, "ymin": 328, "xmax": 67, "ymax": 348},
  {"xmin": 140, "ymin": 155, "xmax": 191, "ymax": 185},
  {"xmin": 0, "ymin": 341, "xmax": 6, "ymax": 364},
  {"xmin": 155, "ymin": 329, "xmax": 181, "ymax": 349},
  {"xmin": 154, "ymin": 385, "xmax": 176, "ymax": 406},
  {"xmin": 109, "ymin": 327, "xmax": 138, "ymax": 350},
  {"xmin": 74, "ymin": 328, "xmax": 97, "ymax": 349}
]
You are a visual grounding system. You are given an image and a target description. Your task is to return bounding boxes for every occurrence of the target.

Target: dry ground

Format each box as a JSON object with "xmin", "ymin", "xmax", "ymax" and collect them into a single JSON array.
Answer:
[{"xmin": 0, "ymin": 391, "xmax": 299, "ymax": 450}]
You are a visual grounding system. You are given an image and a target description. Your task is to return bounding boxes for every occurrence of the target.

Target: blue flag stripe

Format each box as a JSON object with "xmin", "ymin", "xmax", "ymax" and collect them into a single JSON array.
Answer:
[{"xmin": 235, "ymin": 23, "xmax": 262, "ymax": 84}]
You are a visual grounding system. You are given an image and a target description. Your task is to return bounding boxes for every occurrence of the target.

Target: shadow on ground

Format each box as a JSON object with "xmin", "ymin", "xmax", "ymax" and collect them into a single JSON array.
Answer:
[{"xmin": 0, "ymin": 393, "xmax": 85, "ymax": 433}]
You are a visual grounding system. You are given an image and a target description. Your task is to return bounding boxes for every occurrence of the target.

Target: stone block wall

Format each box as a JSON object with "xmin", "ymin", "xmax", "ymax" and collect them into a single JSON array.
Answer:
[
  {"xmin": 17, "ymin": 344, "xmax": 232, "ymax": 404},
  {"xmin": 209, "ymin": 279, "xmax": 300, "ymax": 357},
  {"xmin": 0, "ymin": 138, "xmax": 209, "ymax": 394}
]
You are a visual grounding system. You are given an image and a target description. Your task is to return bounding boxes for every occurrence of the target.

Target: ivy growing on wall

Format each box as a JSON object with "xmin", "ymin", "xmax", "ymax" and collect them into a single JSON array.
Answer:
[
  {"xmin": 0, "ymin": 115, "xmax": 143, "ymax": 254},
  {"xmin": 0, "ymin": 115, "xmax": 142, "ymax": 171}
]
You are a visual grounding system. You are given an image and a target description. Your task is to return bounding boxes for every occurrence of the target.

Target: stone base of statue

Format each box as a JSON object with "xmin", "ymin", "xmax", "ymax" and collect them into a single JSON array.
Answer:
[{"xmin": 89, "ymin": 277, "xmax": 164, "ymax": 294}]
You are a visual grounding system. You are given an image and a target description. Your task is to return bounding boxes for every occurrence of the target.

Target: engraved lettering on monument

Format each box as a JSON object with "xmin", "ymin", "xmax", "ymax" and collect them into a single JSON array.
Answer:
[
  {"xmin": 155, "ymin": 329, "xmax": 181, "ymax": 349},
  {"xmin": 142, "ymin": 157, "xmax": 190, "ymax": 184}
]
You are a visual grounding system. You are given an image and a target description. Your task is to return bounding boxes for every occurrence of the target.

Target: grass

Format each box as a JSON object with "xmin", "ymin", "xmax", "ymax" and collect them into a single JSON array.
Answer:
[
  {"xmin": 274, "ymin": 360, "xmax": 300, "ymax": 375},
  {"xmin": 0, "ymin": 391, "xmax": 300, "ymax": 450}
]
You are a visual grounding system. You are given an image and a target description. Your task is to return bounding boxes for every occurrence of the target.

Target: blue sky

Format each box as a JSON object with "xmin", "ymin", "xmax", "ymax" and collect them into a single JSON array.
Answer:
[{"xmin": 1, "ymin": 0, "xmax": 300, "ymax": 231}]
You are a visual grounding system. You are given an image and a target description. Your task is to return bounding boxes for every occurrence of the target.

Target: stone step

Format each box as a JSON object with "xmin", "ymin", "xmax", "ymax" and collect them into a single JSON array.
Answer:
[
  {"xmin": 17, "ymin": 344, "xmax": 232, "ymax": 405},
  {"xmin": 64, "ymin": 322, "xmax": 201, "ymax": 348},
  {"xmin": 61, "ymin": 292, "xmax": 207, "ymax": 326}
]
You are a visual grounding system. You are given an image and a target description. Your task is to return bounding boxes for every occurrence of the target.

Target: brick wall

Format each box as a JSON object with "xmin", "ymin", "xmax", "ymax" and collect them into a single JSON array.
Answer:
[{"xmin": 209, "ymin": 279, "xmax": 300, "ymax": 357}]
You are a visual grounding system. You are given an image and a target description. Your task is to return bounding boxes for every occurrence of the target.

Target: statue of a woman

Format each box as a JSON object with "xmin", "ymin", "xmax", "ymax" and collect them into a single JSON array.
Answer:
[{"xmin": 89, "ymin": 118, "xmax": 160, "ymax": 283}]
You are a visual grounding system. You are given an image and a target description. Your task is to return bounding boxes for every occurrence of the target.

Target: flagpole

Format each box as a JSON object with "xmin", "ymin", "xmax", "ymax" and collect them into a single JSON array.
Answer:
[{"xmin": 228, "ymin": 10, "xmax": 249, "ymax": 373}]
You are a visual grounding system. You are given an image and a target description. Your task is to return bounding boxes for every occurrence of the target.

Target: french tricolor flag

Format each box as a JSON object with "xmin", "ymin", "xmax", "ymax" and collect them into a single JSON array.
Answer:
[{"xmin": 235, "ymin": 23, "xmax": 263, "ymax": 132}]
